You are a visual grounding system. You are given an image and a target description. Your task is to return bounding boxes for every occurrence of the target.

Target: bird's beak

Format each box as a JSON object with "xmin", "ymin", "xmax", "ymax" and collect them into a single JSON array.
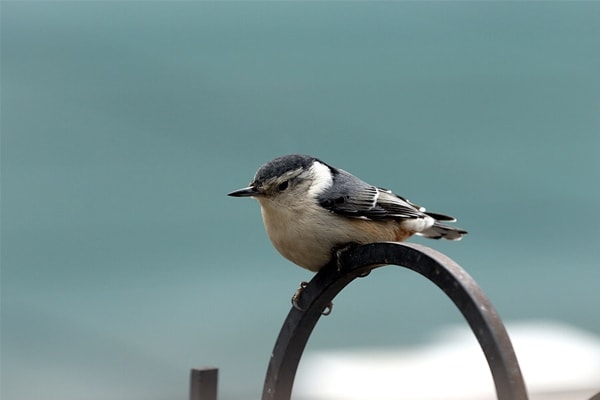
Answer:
[{"xmin": 228, "ymin": 186, "xmax": 261, "ymax": 197}]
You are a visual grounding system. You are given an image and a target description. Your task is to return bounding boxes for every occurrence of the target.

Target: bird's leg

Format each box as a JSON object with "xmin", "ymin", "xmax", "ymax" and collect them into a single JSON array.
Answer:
[
  {"xmin": 291, "ymin": 281, "xmax": 333, "ymax": 316},
  {"xmin": 334, "ymin": 243, "xmax": 371, "ymax": 277},
  {"xmin": 334, "ymin": 242, "xmax": 360, "ymax": 272}
]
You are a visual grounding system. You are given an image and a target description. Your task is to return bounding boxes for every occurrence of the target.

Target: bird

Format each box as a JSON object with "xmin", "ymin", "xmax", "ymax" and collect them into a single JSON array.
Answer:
[{"xmin": 229, "ymin": 154, "xmax": 467, "ymax": 272}]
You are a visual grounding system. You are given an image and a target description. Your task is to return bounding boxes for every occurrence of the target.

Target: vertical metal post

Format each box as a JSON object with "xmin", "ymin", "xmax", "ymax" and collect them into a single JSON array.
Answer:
[{"xmin": 190, "ymin": 368, "xmax": 218, "ymax": 400}]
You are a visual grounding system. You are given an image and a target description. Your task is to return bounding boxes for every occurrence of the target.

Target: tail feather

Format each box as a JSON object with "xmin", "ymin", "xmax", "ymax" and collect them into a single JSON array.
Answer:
[{"xmin": 418, "ymin": 221, "xmax": 467, "ymax": 241}]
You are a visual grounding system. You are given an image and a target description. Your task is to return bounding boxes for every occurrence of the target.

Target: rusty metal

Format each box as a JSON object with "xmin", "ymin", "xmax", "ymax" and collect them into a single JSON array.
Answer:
[{"xmin": 262, "ymin": 242, "xmax": 528, "ymax": 400}]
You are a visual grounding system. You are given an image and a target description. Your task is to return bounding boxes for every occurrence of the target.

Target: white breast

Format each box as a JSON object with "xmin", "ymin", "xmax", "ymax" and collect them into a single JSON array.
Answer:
[
  {"xmin": 257, "ymin": 197, "xmax": 413, "ymax": 271},
  {"xmin": 258, "ymin": 199, "xmax": 338, "ymax": 271}
]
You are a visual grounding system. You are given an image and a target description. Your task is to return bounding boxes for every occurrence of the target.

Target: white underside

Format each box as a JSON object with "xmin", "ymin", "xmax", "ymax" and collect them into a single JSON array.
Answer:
[{"xmin": 258, "ymin": 198, "xmax": 430, "ymax": 271}]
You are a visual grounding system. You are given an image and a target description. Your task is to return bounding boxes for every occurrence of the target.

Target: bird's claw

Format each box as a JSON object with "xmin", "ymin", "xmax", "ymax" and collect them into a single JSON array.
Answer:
[
  {"xmin": 335, "ymin": 242, "xmax": 359, "ymax": 271},
  {"xmin": 291, "ymin": 281, "xmax": 333, "ymax": 316}
]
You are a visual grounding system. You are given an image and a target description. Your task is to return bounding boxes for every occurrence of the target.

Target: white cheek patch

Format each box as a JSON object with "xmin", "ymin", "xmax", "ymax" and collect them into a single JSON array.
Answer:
[{"xmin": 307, "ymin": 161, "xmax": 333, "ymax": 198}]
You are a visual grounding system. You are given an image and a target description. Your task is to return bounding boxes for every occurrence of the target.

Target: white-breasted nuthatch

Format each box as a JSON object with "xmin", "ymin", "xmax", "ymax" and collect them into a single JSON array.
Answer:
[{"xmin": 229, "ymin": 154, "xmax": 467, "ymax": 272}]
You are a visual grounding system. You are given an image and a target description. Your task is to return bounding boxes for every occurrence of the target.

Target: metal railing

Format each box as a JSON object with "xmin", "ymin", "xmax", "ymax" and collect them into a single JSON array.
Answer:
[{"xmin": 192, "ymin": 242, "xmax": 534, "ymax": 400}]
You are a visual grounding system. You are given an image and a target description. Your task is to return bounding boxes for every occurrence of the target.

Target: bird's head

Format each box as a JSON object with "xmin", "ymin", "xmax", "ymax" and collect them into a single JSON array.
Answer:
[{"xmin": 228, "ymin": 154, "xmax": 333, "ymax": 209}]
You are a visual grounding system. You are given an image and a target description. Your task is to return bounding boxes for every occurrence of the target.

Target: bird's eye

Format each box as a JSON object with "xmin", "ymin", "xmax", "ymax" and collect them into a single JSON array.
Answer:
[{"xmin": 278, "ymin": 181, "xmax": 289, "ymax": 191}]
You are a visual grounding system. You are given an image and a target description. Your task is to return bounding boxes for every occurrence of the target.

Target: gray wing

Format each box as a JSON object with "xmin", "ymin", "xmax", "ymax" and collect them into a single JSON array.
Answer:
[{"xmin": 317, "ymin": 168, "xmax": 426, "ymax": 220}]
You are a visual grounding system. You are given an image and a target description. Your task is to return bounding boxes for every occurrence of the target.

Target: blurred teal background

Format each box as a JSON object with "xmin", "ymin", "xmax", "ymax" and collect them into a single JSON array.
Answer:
[{"xmin": 2, "ymin": 2, "xmax": 599, "ymax": 399}]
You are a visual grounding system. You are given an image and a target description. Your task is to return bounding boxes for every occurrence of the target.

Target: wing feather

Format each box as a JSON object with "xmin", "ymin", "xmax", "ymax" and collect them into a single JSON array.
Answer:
[{"xmin": 317, "ymin": 168, "xmax": 425, "ymax": 220}]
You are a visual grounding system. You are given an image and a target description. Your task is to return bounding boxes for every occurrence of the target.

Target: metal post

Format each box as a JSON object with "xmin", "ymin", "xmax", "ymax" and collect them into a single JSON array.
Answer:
[
  {"xmin": 262, "ymin": 242, "xmax": 529, "ymax": 400},
  {"xmin": 190, "ymin": 368, "xmax": 218, "ymax": 400}
]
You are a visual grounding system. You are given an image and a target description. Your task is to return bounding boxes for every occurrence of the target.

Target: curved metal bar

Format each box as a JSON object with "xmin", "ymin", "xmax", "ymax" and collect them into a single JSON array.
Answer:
[{"xmin": 262, "ymin": 242, "xmax": 528, "ymax": 400}]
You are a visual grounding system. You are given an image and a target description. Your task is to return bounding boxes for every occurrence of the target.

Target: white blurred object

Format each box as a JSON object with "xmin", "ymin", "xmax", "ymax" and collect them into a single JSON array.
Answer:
[{"xmin": 294, "ymin": 321, "xmax": 600, "ymax": 400}]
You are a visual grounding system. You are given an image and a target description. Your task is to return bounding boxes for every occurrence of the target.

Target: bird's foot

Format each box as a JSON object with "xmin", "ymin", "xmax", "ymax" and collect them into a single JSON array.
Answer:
[
  {"xmin": 291, "ymin": 281, "xmax": 333, "ymax": 316},
  {"xmin": 334, "ymin": 242, "xmax": 360, "ymax": 271}
]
